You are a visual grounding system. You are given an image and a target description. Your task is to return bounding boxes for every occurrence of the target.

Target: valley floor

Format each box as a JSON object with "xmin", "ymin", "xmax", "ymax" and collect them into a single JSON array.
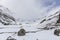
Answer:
[{"xmin": 0, "ymin": 29, "xmax": 60, "ymax": 40}]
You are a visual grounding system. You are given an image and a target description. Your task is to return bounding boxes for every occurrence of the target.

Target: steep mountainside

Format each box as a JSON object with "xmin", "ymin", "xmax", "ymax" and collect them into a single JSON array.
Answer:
[{"xmin": 0, "ymin": 5, "xmax": 16, "ymax": 25}]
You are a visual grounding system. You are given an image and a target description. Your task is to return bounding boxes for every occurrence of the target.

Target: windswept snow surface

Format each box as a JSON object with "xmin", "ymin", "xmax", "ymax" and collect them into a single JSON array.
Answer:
[{"xmin": 0, "ymin": 29, "xmax": 60, "ymax": 40}]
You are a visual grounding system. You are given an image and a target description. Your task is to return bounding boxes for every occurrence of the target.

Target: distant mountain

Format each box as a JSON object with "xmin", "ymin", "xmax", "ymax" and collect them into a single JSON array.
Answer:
[
  {"xmin": 34, "ymin": 9, "xmax": 60, "ymax": 29},
  {"xmin": 0, "ymin": 5, "xmax": 16, "ymax": 25}
]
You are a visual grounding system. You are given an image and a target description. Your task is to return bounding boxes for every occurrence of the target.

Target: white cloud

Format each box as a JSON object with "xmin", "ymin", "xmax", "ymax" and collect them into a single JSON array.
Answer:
[{"xmin": 0, "ymin": 0, "xmax": 59, "ymax": 21}]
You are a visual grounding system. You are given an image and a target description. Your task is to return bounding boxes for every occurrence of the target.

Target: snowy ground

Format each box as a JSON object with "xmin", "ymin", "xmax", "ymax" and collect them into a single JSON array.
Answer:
[{"xmin": 0, "ymin": 29, "xmax": 60, "ymax": 40}]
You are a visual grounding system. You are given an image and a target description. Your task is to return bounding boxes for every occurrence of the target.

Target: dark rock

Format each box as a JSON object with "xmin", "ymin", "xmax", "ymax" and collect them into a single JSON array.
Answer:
[
  {"xmin": 18, "ymin": 29, "xmax": 26, "ymax": 36},
  {"xmin": 6, "ymin": 36, "xmax": 16, "ymax": 40},
  {"xmin": 54, "ymin": 29, "xmax": 60, "ymax": 36}
]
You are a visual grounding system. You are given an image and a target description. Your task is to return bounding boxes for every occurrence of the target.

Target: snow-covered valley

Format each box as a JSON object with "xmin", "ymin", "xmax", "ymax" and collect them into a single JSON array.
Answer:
[
  {"xmin": 0, "ymin": 29, "xmax": 60, "ymax": 40},
  {"xmin": 0, "ymin": 4, "xmax": 60, "ymax": 40}
]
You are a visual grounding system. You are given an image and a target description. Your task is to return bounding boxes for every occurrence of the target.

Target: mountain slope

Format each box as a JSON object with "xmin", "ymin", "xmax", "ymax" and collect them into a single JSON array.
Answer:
[{"xmin": 0, "ymin": 5, "xmax": 16, "ymax": 25}]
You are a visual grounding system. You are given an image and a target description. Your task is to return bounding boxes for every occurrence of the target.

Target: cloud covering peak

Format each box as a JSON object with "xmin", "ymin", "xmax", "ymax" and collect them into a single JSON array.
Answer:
[{"xmin": 0, "ymin": 0, "xmax": 60, "ymax": 21}]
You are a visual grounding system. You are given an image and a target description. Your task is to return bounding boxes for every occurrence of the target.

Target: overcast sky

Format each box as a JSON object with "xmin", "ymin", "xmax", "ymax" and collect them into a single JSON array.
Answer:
[{"xmin": 0, "ymin": 0, "xmax": 60, "ymax": 20}]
